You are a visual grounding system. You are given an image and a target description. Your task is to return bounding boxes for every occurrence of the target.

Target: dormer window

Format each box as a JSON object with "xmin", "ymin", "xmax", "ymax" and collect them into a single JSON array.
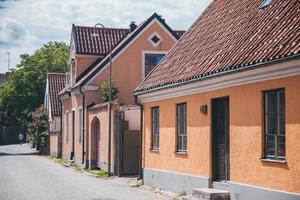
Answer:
[
  {"xmin": 148, "ymin": 32, "xmax": 162, "ymax": 47},
  {"xmin": 259, "ymin": 0, "xmax": 272, "ymax": 10}
]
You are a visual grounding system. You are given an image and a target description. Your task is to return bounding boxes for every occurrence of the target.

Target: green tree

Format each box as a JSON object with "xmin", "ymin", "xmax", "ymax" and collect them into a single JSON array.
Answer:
[
  {"xmin": 0, "ymin": 41, "xmax": 69, "ymax": 130},
  {"xmin": 27, "ymin": 106, "xmax": 48, "ymax": 153},
  {"xmin": 100, "ymin": 80, "xmax": 119, "ymax": 102}
]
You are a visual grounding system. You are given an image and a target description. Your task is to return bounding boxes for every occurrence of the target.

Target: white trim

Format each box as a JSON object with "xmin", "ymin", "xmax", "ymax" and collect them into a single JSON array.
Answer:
[
  {"xmin": 148, "ymin": 32, "xmax": 163, "ymax": 47},
  {"xmin": 71, "ymin": 108, "xmax": 76, "ymax": 111},
  {"xmin": 139, "ymin": 59, "xmax": 300, "ymax": 103},
  {"xmin": 82, "ymin": 85, "xmax": 99, "ymax": 92},
  {"xmin": 77, "ymin": 106, "xmax": 83, "ymax": 110},
  {"xmin": 60, "ymin": 93, "xmax": 70, "ymax": 101},
  {"xmin": 142, "ymin": 50, "xmax": 167, "ymax": 79},
  {"xmin": 86, "ymin": 18, "xmax": 177, "ymax": 86}
]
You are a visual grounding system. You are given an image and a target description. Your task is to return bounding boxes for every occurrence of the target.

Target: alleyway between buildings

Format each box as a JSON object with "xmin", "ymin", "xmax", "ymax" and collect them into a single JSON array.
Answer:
[{"xmin": 0, "ymin": 144, "xmax": 173, "ymax": 200}]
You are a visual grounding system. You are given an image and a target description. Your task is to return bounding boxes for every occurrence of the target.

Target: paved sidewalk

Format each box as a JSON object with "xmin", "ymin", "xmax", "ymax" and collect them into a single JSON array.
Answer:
[{"xmin": 0, "ymin": 144, "xmax": 177, "ymax": 200}]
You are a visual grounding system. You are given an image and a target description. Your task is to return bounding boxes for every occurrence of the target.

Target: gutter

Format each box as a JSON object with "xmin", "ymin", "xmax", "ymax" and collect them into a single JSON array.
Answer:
[
  {"xmin": 134, "ymin": 96, "xmax": 144, "ymax": 181},
  {"xmin": 134, "ymin": 53, "xmax": 300, "ymax": 96},
  {"xmin": 79, "ymin": 87, "xmax": 86, "ymax": 165}
]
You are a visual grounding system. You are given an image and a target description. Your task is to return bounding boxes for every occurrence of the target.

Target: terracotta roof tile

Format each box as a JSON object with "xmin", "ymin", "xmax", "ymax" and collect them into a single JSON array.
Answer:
[
  {"xmin": 73, "ymin": 25, "xmax": 130, "ymax": 55},
  {"xmin": 48, "ymin": 73, "xmax": 66, "ymax": 116},
  {"xmin": 136, "ymin": 0, "xmax": 300, "ymax": 94}
]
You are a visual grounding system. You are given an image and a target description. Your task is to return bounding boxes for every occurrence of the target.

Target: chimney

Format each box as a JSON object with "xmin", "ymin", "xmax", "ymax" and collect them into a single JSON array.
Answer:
[
  {"xmin": 129, "ymin": 21, "xmax": 137, "ymax": 32},
  {"xmin": 159, "ymin": 15, "xmax": 165, "ymax": 23}
]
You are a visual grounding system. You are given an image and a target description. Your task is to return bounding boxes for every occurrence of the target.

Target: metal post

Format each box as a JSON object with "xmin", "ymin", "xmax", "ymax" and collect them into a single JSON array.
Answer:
[
  {"xmin": 108, "ymin": 48, "xmax": 112, "ymax": 176},
  {"xmin": 93, "ymin": 23, "xmax": 112, "ymax": 176}
]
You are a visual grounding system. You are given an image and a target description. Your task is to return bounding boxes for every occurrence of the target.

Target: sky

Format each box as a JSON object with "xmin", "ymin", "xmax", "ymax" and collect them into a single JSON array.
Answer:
[{"xmin": 0, "ymin": 0, "xmax": 212, "ymax": 73}]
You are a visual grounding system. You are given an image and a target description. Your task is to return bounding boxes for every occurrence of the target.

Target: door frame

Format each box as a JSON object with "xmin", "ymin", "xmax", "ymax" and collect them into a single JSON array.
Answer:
[{"xmin": 211, "ymin": 96, "xmax": 230, "ymax": 182}]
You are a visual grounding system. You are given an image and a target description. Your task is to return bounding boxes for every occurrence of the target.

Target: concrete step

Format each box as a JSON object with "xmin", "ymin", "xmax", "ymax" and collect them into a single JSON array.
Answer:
[
  {"xmin": 181, "ymin": 195, "xmax": 199, "ymax": 200},
  {"xmin": 212, "ymin": 181, "xmax": 229, "ymax": 191},
  {"xmin": 192, "ymin": 188, "xmax": 230, "ymax": 200}
]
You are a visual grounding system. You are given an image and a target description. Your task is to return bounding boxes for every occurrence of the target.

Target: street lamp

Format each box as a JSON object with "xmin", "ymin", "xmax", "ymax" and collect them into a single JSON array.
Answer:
[{"xmin": 92, "ymin": 23, "xmax": 113, "ymax": 176}]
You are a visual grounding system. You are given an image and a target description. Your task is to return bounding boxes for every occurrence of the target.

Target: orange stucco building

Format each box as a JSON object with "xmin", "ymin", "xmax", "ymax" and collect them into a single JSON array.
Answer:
[
  {"xmin": 135, "ymin": 0, "xmax": 300, "ymax": 199},
  {"xmin": 58, "ymin": 13, "xmax": 184, "ymax": 175}
]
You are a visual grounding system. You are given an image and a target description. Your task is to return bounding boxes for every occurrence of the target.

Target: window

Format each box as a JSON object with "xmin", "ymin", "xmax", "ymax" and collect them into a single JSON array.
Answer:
[
  {"xmin": 148, "ymin": 32, "xmax": 162, "ymax": 47},
  {"xmin": 78, "ymin": 108, "xmax": 83, "ymax": 144},
  {"xmin": 66, "ymin": 112, "xmax": 69, "ymax": 143},
  {"xmin": 176, "ymin": 103, "xmax": 187, "ymax": 152},
  {"xmin": 151, "ymin": 35, "xmax": 160, "ymax": 44},
  {"xmin": 259, "ymin": 0, "xmax": 272, "ymax": 10},
  {"xmin": 71, "ymin": 59, "xmax": 76, "ymax": 85},
  {"xmin": 144, "ymin": 53, "xmax": 165, "ymax": 78},
  {"xmin": 151, "ymin": 107, "xmax": 160, "ymax": 150},
  {"xmin": 264, "ymin": 89, "xmax": 285, "ymax": 160}
]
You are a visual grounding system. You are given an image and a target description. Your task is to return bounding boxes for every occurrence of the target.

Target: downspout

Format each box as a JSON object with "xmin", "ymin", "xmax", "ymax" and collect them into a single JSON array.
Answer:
[
  {"xmin": 80, "ymin": 87, "xmax": 85, "ymax": 165},
  {"xmin": 58, "ymin": 99, "xmax": 63, "ymax": 158},
  {"xmin": 134, "ymin": 96, "xmax": 144, "ymax": 181}
]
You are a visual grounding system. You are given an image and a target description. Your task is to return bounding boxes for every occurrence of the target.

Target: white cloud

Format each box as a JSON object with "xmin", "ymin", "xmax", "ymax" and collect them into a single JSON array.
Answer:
[{"xmin": 0, "ymin": 0, "xmax": 212, "ymax": 73}]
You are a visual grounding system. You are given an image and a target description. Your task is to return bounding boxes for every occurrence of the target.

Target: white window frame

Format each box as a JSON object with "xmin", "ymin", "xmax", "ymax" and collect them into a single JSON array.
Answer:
[{"xmin": 142, "ymin": 50, "xmax": 167, "ymax": 79}]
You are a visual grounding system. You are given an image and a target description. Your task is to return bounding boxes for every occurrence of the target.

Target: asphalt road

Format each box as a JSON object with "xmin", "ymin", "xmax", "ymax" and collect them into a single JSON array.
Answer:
[{"xmin": 0, "ymin": 144, "xmax": 170, "ymax": 200}]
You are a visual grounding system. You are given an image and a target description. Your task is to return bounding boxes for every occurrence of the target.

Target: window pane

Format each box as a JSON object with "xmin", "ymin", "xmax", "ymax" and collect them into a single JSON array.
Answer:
[
  {"xmin": 266, "ymin": 114, "xmax": 276, "ymax": 134},
  {"xmin": 279, "ymin": 91, "xmax": 285, "ymax": 113},
  {"xmin": 145, "ymin": 54, "xmax": 165, "ymax": 77},
  {"xmin": 182, "ymin": 135, "xmax": 187, "ymax": 151},
  {"xmin": 277, "ymin": 135, "xmax": 285, "ymax": 157},
  {"xmin": 151, "ymin": 107, "xmax": 159, "ymax": 149},
  {"xmin": 266, "ymin": 135, "xmax": 275, "ymax": 157},
  {"xmin": 177, "ymin": 103, "xmax": 187, "ymax": 151},
  {"xmin": 278, "ymin": 113, "xmax": 285, "ymax": 135},
  {"xmin": 266, "ymin": 92, "xmax": 276, "ymax": 113}
]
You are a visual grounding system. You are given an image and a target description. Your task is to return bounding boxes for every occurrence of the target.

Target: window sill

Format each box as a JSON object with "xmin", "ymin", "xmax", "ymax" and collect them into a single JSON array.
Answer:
[
  {"xmin": 261, "ymin": 158, "xmax": 287, "ymax": 164},
  {"xmin": 175, "ymin": 151, "xmax": 188, "ymax": 155},
  {"xmin": 150, "ymin": 149, "xmax": 159, "ymax": 153}
]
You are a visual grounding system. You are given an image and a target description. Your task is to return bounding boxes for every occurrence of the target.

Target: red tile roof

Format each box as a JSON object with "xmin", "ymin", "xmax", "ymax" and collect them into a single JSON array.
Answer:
[
  {"xmin": 73, "ymin": 25, "xmax": 130, "ymax": 55},
  {"xmin": 48, "ymin": 73, "xmax": 66, "ymax": 116},
  {"xmin": 135, "ymin": 0, "xmax": 300, "ymax": 94}
]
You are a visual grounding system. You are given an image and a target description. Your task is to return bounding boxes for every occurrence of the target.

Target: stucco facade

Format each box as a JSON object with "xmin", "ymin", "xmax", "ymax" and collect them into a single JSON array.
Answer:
[{"xmin": 140, "ymin": 60, "xmax": 300, "ymax": 197}]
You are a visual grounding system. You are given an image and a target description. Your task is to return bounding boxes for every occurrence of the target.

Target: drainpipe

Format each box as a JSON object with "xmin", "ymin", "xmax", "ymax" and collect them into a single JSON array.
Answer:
[
  {"xmin": 134, "ymin": 96, "xmax": 144, "ymax": 181},
  {"xmin": 80, "ymin": 87, "xmax": 85, "ymax": 165},
  {"xmin": 58, "ymin": 99, "xmax": 63, "ymax": 158}
]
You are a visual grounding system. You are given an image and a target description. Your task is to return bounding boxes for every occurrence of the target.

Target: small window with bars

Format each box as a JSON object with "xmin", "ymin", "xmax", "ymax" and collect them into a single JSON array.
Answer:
[
  {"xmin": 151, "ymin": 107, "xmax": 160, "ymax": 150},
  {"xmin": 264, "ymin": 88, "xmax": 285, "ymax": 160},
  {"xmin": 176, "ymin": 103, "xmax": 187, "ymax": 152}
]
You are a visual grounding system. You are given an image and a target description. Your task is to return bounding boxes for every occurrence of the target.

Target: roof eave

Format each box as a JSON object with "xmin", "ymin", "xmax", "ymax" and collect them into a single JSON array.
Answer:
[{"xmin": 134, "ymin": 53, "xmax": 300, "ymax": 96}]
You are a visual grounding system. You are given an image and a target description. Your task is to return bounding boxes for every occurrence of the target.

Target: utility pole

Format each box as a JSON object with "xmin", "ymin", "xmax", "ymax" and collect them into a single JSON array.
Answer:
[{"xmin": 7, "ymin": 51, "xmax": 10, "ymax": 72}]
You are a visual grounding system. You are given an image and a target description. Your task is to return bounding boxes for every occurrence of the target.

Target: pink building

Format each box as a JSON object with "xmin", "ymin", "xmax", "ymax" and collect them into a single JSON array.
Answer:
[{"xmin": 58, "ymin": 13, "xmax": 184, "ymax": 176}]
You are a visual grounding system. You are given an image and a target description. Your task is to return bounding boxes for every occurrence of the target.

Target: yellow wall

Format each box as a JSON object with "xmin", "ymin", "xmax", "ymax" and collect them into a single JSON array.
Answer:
[{"xmin": 143, "ymin": 75, "xmax": 300, "ymax": 193}]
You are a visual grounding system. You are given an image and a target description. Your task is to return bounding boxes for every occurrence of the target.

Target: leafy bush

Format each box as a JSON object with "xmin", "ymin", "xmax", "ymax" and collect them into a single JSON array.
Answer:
[{"xmin": 100, "ymin": 80, "xmax": 119, "ymax": 102}]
